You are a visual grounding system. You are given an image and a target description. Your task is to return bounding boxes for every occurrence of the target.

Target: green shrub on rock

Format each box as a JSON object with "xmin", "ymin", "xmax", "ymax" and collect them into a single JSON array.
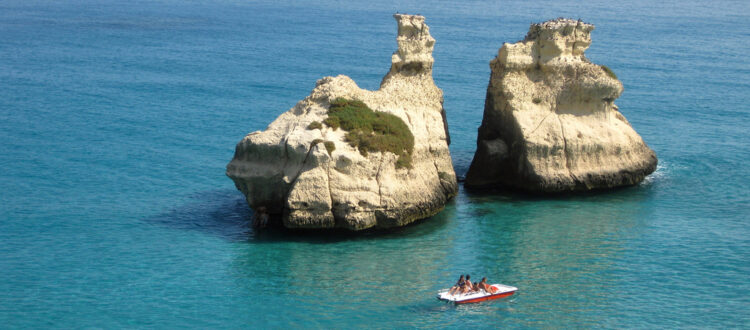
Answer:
[
  {"xmin": 323, "ymin": 141, "xmax": 335, "ymax": 155},
  {"xmin": 600, "ymin": 65, "xmax": 618, "ymax": 79},
  {"xmin": 307, "ymin": 121, "xmax": 323, "ymax": 130},
  {"xmin": 326, "ymin": 98, "xmax": 414, "ymax": 168},
  {"xmin": 323, "ymin": 116, "xmax": 340, "ymax": 130}
]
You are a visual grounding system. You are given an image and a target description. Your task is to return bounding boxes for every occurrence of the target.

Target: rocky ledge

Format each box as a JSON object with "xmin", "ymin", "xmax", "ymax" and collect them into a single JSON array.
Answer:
[
  {"xmin": 465, "ymin": 18, "xmax": 657, "ymax": 192},
  {"xmin": 226, "ymin": 14, "xmax": 457, "ymax": 230}
]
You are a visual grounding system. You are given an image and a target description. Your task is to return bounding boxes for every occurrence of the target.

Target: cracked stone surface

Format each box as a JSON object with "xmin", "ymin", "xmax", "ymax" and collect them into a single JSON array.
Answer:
[
  {"xmin": 226, "ymin": 14, "xmax": 457, "ymax": 230},
  {"xmin": 465, "ymin": 18, "xmax": 657, "ymax": 192}
]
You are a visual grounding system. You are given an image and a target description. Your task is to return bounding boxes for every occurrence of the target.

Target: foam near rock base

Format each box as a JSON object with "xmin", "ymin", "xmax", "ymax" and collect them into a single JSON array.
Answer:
[
  {"xmin": 466, "ymin": 18, "xmax": 657, "ymax": 192},
  {"xmin": 226, "ymin": 14, "xmax": 457, "ymax": 230}
]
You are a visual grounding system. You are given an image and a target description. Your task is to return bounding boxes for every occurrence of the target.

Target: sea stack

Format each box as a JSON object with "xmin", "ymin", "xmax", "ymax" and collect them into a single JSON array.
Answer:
[
  {"xmin": 226, "ymin": 14, "xmax": 457, "ymax": 230},
  {"xmin": 465, "ymin": 18, "xmax": 657, "ymax": 192}
]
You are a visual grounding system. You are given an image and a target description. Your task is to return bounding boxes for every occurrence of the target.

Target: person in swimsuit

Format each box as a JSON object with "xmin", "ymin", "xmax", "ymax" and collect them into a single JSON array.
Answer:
[
  {"xmin": 252, "ymin": 206, "xmax": 269, "ymax": 229},
  {"xmin": 461, "ymin": 274, "xmax": 474, "ymax": 294},
  {"xmin": 448, "ymin": 275, "xmax": 465, "ymax": 295},
  {"xmin": 475, "ymin": 277, "xmax": 489, "ymax": 292}
]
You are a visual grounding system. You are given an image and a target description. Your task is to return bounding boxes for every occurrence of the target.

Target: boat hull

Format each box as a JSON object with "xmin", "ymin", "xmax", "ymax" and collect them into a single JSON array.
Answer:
[{"xmin": 454, "ymin": 290, "xmax": 515, "ymax": 304}]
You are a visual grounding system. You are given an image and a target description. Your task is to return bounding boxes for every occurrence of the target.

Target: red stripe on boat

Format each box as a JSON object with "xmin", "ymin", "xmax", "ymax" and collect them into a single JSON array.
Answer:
[{"xmin": 454, "ymin": 290, "xmax": 516, "ymax": 304}]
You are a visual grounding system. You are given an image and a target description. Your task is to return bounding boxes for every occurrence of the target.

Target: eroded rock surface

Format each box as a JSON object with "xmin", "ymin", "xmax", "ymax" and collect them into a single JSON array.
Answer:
[
  {"xmin": 465, "ymin": 18, "xmax": 657, "ymax": 192},
  {"xmin": 226, "ymin": 14, "xmax": 457, "ymax": 230}
]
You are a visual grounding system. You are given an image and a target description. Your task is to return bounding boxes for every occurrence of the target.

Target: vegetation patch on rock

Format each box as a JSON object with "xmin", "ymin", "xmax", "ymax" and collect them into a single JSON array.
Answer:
[
  {"xmin": 323, "ymin": 141, "xmax": 336, "ymax": 155},
  {"xmin": 326, "ymin": 98, "xmax": 414, "ymax": 168},
  {"xmin": 307, "ymin": 121, "xmax": 323, "ymax": 130},
  {"xmin": 600, "ymin": 65, "xmax": 618, "ymax": 79},
  {"xmin": 323, "ymin": 116, "xmax": 340, "ymax": 130}
]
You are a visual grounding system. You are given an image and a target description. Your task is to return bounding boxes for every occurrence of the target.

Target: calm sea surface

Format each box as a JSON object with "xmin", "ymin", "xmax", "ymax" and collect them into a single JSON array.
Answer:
[{"xmin": 1, "ymin": 0, "xmax": 749, "ymax": 328}]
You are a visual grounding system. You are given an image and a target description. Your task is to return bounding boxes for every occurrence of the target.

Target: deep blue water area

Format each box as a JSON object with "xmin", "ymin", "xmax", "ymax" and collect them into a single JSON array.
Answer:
[{"xmin": 2, "ymin": 0, "xmax": 749, "ymax": 328}]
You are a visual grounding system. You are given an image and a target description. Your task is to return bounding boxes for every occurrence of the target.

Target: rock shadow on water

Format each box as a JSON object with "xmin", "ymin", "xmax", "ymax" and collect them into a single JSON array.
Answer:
[
  {"xmin": 464, "ymin": 181, "xmax": 654, "ymax": 201},
  {"xmin": 143, "ymin": 189, "xmax": 452, "ymax": 244},
  {"xmin": 142, "ymin": 189, "xmax": 254, "ymax": 242},
  {"xmin": 457, "ymin": 162, "xmax": 663, "ymax": 214},
  {"xmin": 462, "ymin": 183, "xmax": 657, "ymax": 221}
]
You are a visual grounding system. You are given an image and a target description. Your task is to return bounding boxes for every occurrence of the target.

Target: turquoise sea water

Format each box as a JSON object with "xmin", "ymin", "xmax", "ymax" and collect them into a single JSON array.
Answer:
[{"xmin": 2, "ymin": 0, "xmax": 749, "ymax": 328}]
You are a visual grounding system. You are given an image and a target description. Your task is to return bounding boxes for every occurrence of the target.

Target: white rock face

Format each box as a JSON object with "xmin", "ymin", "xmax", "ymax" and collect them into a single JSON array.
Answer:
[
  {"xmin": 226, "ymin": 14, "xmax": 457, "ymax": 230},
  {"xmin": 465, "ymin": 18, "xmax": 657, "ymax": 192}
]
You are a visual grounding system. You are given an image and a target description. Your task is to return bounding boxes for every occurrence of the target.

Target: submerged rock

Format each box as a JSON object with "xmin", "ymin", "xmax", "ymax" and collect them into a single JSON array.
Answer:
[
  {"xmin": 465, "ymin": 18, "xmax": 657, "ymax": 192},
  {"xmin": 226, "ymin": 14, "xmax": 457, "ymax": 230}
]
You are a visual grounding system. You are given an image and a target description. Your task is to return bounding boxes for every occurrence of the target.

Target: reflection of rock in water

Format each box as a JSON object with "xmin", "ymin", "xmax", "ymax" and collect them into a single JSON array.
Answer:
[
  {"xmin": 462, "ymin": 189, "xmax": 651, "ymax": 325},
  {"xmin": 227, "ymin": 205, "xmax": 456, "ymax": 319}
]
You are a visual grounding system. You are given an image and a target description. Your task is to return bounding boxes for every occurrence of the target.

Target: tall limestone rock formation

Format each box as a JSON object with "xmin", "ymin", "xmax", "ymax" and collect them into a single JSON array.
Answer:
[
  {"xmin": 465, "ymin": 18, "xmax": 657, "ymax": 192},
  {"xmin": 226, "ymin": 14, "xmax": 457, "ymax": 230}
]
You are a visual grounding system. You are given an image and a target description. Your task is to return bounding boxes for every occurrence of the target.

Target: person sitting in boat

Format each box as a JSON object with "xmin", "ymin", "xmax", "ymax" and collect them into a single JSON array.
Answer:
[
  {"xmin": 461, "ymin": 274, "xmax": 474, "ymax": 294},
  {"xmin": 448, "ymin": 275, "xmax": 465, "ymax": 295},
  {"xmin": 252, "ymin": 206, "xmax": 269, "ymax": 229},
  {"xmin": 475, "ymin": 277, "xmax": 489, "ymax": 292}
]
